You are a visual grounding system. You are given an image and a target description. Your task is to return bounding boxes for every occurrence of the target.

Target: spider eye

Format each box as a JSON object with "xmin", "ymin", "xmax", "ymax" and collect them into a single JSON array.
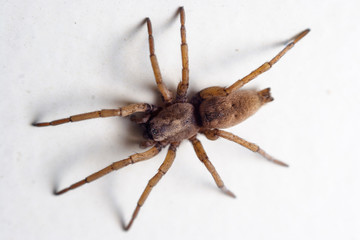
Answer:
[{"xmin": 151, "ymin": 128, "xmax": 158, "ymax": 136}]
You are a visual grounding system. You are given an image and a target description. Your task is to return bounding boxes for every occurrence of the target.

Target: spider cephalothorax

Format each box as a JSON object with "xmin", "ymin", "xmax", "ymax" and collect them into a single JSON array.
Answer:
[
  {"xmin": 146, "ymin": 103, "xmax": 199, "ymax": 143},
  {"xmin": 34, "ymin": 7, "xmax": 309, "ymax": 230}
]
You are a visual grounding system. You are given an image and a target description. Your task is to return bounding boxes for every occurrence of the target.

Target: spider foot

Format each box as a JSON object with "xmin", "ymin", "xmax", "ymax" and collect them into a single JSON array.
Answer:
[
  {"xmin": 271, "ymin": 159, "xmax": 289, "ymax": 167},
  {"xmin": 32, "ymin": 122, "xmax": 51, "ymax": 127},
  {"xmin": 53, "ymin": 187, "xmax": 69, "ymax": 195},
  {"xmin": 257, "ymin": 149, "xmax": 289, "ymax": 167},
  {"xmin": 220, "ymin": 186, "xmax": 236, "ymax": 198}
]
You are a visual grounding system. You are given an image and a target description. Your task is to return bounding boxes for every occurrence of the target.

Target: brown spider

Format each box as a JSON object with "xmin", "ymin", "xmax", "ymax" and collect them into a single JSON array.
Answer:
[{"xmin": 33, "ymin": 7, "xmax": 309, "ymax": 230}]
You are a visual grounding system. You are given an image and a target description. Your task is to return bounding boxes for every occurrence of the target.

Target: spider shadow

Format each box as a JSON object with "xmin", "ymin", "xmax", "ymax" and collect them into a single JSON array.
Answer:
[
  {"xmin": 30, "ymin": 97, "xmax": 145, "ymax": 224},
  {"xmin": 102, "ymin": 176, "xmax": 128, "ymax": 230},
  {"xmin": 109, "ymin": 7, "xmax": 181, "ymax": 95},
  {"xmin": 196, "ymin": 39, "xmax": 286, "ymax": 83},
  {"xmin": 157, "ymin": 7, "xmax": 182, "ymax": 31},
  {"xmin": 48, "ymin": 136, "xmax": 145, "ymax": 228},
  {"xmin": 109, "ymin": 19, "xmax": 147, "ymax": 88}
]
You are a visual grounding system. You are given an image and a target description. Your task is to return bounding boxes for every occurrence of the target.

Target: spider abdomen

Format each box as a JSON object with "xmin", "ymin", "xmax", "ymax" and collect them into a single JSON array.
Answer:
[
  {"xmin": 199, "ymin": 89, "xmax": 273, "ymax": 129},
  {"xmin": 147, "ymin": 103, "xmax": 199, "ymax": 142}
]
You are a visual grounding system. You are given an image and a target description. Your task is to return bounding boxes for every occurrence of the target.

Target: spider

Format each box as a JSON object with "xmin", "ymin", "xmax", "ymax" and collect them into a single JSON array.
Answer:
[{"xmin": 33, "ymin": 7, "xmax": 309, "ymax": 230}]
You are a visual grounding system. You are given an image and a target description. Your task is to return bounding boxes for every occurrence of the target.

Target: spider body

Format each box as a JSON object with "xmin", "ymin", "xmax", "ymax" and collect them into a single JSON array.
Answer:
[
  {"xmin": 146, "ymin": 88, "xmax": 272, "ymax": 144},
  {"xmin": 33, "ymin": 7, "xmax": 309, "ymax": 230},
  {"xmin": 147, "ymin": 102, "xmax": 199, "ymax": 143}
]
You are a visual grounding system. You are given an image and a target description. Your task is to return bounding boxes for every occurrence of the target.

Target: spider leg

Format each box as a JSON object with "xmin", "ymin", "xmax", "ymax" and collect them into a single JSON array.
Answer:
[
  {"xmin": 202, "ymin": 129, "xmax": 288, "ymax": 167},
  {"xmin": 130, "ymin": 113, "xmax": 151, "ymax": 124},
  {"xmin": 146, "ymin": 18, "xmax": 173, "ymax": 103},
  {"xmin": 54, "ymin": 144, "xmax": 162, "ymax": 195},
  {"xmin": 33, "ymin": 103, "xmax": 154, "ymax": 127},
  {"xmin": 225, "ymin": 29, "xmax": 310, "ymax": 94},
  {"xmin": 176, "ymin": 7, "xmax": 189, "ymax": 102},
  {"xmin": 124, "ymin": 142, "xmax": 179, "ymax": 230},
  {"xmin": 189, "ymin": 135, "xmax": 236, "ymax": 198}
]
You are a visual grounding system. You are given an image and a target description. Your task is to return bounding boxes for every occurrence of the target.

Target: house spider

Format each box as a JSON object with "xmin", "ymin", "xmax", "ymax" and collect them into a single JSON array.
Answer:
[{"xmin": 33, "ymin": 7, "xmax": 309, "ymax": 230}]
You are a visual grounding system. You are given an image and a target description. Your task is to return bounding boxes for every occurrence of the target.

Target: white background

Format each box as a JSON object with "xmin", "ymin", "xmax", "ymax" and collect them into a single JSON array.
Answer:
[{"xmin": 1, "ymin": 0, "xmax": 359, "ymax": 239}]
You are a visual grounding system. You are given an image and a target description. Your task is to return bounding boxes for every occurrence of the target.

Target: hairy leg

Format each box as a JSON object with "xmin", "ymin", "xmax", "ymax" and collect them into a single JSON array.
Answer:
[
  {"xmin": 202, "ymin": 129, "xmax": 288, "ymax": 167},
  {"xmin": 55, "ymin": 144, "xmax": 162, "ymax": 195},
  {"xmin": 33, "ymin": 103, "xmax": 154, "ymax": 127},
  {"xmin": 124, "ymin": 142, "xmax": 179, "ymax": 230},
  {"xmin": 176, "ymin": 7, "xmax": 189, "ymax": 102},
  {"xmin": 225, "ymin": 29, "xmax": 310, "ymax": 93},
  {"xmin": 189, "ymin": 135, "xmax": 236, "ymax": 198},
  {"xmin": 146, "ymin": 18, "xmax": 173, "ymax": 103},
  {"xmin": 196, "ymin": 29, "xmax": 310, "ymax": 99}
]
